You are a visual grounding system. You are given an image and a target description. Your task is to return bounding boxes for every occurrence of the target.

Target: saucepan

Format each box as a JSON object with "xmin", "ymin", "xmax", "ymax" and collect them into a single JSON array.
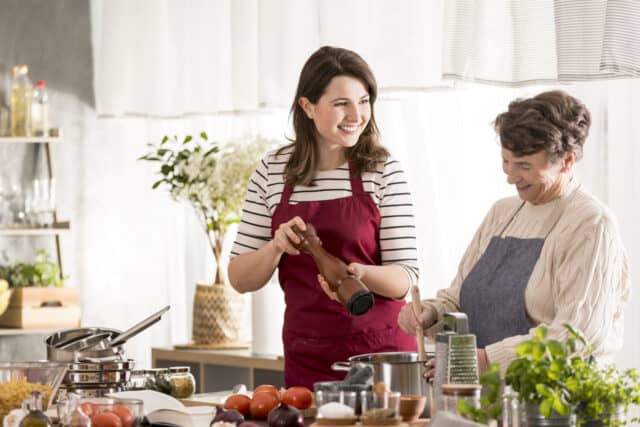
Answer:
[
  {"xmin": 332, "ymin": 351, "xmax": 433, "ymax": 416},
  {"xmin": 45, "ymin": 305, "xmax": 171, "ymax": 362}
]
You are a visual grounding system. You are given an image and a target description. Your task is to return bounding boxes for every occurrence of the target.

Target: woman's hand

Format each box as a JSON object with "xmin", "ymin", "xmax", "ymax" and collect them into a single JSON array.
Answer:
[
  {"xmin": 397, "ymin": 302, "xmax": 437, "ymax": 336},
  {"xmin": 317, "ymin": 263, "xmax": 367, "ymax": 302},
  {"xmin": 272, "ymin": 216, "xmax": 306, "ymax": 255}
]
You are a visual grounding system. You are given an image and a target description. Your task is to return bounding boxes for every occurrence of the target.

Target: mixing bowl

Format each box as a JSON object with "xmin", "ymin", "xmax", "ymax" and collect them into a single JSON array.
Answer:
[{"xmin": 0, "ymin": 361, "xmax": 68, "ymax": 421}]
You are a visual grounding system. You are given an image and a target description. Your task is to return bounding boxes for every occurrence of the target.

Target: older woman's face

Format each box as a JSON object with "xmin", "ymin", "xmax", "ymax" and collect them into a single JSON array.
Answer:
[{"xmin": 501, "ymin": 148, "xmax": 574, "ymax": 205}]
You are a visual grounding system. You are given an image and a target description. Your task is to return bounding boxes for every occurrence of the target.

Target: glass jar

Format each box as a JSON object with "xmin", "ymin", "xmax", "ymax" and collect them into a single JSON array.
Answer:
[
  {"xmin": 439, "ymin": 384, "xmax": 481, "ymax": 415},
  {"xmin": 129, "ymin": 369, "xmax": 156, "ymax": 390},
  {"xmin": 149, "ymin": 368, "xmax": 171, "ymax": 394},
  {"xmin": 166, "ymin": 367, "xmax": 196, "ymax": 399}
]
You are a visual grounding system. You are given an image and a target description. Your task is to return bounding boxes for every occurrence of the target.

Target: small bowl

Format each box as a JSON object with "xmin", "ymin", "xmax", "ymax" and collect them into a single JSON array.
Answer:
[
  {"xmin": 398, "ymin": 395, "xmax": 427, "ymax": 421},
  {"xmin": 315, "ymin": 390, "xmax": 357, "ymax": 420},
  {"xmin": 360, "ymin": 391, "xmax": 401, "ymax": 422},
  {"xmin": 74, "ymin": 397, "xmax": 144, "ymax": 426}
]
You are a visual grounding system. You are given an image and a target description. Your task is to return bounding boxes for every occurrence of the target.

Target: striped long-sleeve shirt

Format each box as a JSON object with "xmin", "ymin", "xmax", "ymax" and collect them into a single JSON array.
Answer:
[{"xmin": 230, "ymin": 147, "xmax": 420, "ymax": 286}]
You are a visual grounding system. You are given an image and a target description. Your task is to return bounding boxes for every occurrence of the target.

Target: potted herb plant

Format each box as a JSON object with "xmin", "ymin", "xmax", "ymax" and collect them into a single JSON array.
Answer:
[
  {"xmin": 0, "ymin": 248, "xmax": 79, "ymax": 328},
  {"xmin": 140, "ymin": 132, "xmax": 275, "ymax": 345},
  {"xmin": 505, "ymin": 325, "xmax": 640, "ymax": 427}
]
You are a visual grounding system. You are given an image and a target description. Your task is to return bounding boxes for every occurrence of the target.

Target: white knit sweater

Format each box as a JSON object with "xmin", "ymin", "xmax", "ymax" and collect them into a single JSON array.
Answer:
[{"xmin": 423, "ymin": 180, "xmax": 631, "ymax": 371}]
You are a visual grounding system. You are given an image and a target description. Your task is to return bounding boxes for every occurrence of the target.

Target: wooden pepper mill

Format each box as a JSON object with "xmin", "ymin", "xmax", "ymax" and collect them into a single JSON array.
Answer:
[{"xmin": 292, "ymin": 224, "xmax": 374, "ymax": 315}]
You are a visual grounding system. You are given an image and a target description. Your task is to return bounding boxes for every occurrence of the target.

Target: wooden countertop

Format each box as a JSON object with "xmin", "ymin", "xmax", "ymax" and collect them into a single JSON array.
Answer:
[{"xmin": 151, "ymin": 347, "xmax": 285, "ymax": 371}]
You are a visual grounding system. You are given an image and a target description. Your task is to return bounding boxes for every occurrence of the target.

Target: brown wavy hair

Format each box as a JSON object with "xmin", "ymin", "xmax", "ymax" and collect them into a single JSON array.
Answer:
[
  {"xmin": 279, "ymin": 46, "xmax": 389, "ymax": 186},
  {"xmin": 494, "ymin": 90, "xmax": 591, "ymax": 162}
]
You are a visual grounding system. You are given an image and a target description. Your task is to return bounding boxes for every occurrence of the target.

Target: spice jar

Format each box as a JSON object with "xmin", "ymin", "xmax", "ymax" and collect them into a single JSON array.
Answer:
[
  {"xmin": 439, "ymin": 384, "xmax": 481, "ymax": 415},
  {"xmin": 166, "ymin": 367, "xmax": 196, "ymax": 398},
  {"xmin": 149, "ymin": 368, "xmax": 171, "ymax": 394},
  {"xmin": 129, "ymin": 369, "xmax": 156, "ymax": 390}
]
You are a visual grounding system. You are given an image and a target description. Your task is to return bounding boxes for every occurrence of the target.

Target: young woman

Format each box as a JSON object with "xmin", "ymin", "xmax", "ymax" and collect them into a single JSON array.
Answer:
[{"xmin": 228, "ymin": 46, "xmax": 419, "ymax": 388}]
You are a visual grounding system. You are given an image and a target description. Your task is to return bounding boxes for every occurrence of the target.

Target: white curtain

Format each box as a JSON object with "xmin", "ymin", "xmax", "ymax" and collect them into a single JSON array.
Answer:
[
  {"xmin": 90, "ymin": 0, "xmax": 445, "ymax": 116},
  {"xmin": 443, "ymin": 0, "xmax": 640, "ymax": 85}
]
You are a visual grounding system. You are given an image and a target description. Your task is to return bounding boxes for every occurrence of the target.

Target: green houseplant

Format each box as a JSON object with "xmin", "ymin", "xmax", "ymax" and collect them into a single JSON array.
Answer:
[
  {"xmin": 0, "ymin": 248, "xmax": 64, "ymax": 288},
  {"xmin": 140, "ymin": 132, "xmax": 274, "ymax": 344},
  {"xmin": 505, "ymin": 325, "xmax": 640, "ymax": 426}
]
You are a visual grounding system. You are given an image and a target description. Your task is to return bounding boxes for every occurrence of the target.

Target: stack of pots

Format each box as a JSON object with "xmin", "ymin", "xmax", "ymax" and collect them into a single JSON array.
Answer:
[{"xmin": 45, "ymin": 327, "xmax": 134, "ymax": 400}]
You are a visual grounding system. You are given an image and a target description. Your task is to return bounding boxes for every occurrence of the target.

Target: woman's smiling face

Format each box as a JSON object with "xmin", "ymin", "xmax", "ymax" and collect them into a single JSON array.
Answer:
[
  {"xmin": 299, "ymin": 75, "xmax": 371, "ymax": 150},
  {"xmin": 501, "ymin": 148, "xmax": 575, "ymax": 205}
]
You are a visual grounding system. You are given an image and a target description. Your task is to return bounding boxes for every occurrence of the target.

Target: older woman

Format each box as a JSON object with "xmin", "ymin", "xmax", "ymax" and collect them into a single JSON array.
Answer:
[{"xmin": 398, "ymin": 90, "xmax": 630, "ymax": 373}]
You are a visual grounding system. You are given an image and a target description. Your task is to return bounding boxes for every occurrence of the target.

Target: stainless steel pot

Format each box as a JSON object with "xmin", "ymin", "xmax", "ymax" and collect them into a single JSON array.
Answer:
[
  {"xmin": 332, "ymin": 351, "xmax": 432, "ymax": 415},
  {"xmin": 45, "ymin": 327, "xmax": 123, "ymax": 362}
]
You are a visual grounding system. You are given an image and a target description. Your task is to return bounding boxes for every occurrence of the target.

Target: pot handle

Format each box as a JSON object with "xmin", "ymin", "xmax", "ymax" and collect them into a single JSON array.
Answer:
[{"xmin": 331, "ymin": 361, "xmax": 351, "ymax": 371}]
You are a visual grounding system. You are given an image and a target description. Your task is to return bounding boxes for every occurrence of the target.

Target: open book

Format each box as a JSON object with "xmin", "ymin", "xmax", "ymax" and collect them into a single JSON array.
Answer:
[{"xmin": 111, "ymin": 390, "xmax": 215, "ymax": 427}]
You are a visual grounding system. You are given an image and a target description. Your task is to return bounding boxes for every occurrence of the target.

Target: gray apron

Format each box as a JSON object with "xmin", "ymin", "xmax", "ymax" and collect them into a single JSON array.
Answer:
[{"xmin": 459, "ymin": 191, "xmax": 574, "ymax": 348}]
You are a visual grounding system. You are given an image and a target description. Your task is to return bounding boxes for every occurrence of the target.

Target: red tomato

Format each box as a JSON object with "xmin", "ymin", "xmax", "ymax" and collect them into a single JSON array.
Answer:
[
  {"xmin": 92, "ymin": 411, "xmax": 123, "ymax": 427},
  {"xmin": 250, "ymin": 392, "xmax": 280, "ymax": 419},
  {"xmin": 224, "ymin": 394, "xmax": 252, "ymax": 416},
  {"xmin": 253, "ymin": 384, "xmax": 280, "ymax": 399},
  {"xmin": 80, "ymin": 402, "xmax": 97, "ymax": 418},
  {"xmin": 111, "ymin": 404, "xmax": 135, "ymax": 427},
  {"xmin": 282, "ymin": 386, "xmax": 313, "ymax": 410}
]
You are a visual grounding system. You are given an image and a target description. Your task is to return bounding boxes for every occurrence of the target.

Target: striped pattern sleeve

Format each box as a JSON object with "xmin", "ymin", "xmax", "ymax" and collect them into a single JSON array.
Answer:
[
  {"xmin": 230, "ymin": 153, "xmax": 274, "ymax": 258},
  {"xmin": 377, "ymin": 158, "xmax": 420, "ymax": 286}
]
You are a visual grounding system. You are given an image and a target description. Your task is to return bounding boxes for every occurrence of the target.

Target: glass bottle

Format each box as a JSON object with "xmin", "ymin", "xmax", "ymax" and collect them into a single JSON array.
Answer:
[
  {"xmin": 10, "ymin": 65, "xmax": 33, "ymax": 137},
  {"xmin": 18, "ymin": 391, "xmax": 52, "ymax": 427},
  {"xmin": 59, "ymin": 393, "xmax": 91, "ymax": 427},
  {"xmin": 502, "ymin": 385, "xmax": 520, "ymax": 427},
  {"xmin": 31, "ymin": 80, "xmax": 49, "ymax": 137}
]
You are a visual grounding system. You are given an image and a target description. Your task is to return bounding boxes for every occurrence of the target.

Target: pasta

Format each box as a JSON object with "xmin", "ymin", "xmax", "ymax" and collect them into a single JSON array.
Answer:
[{"xmin": 0, "ymin": 378, "xmax": 51, "ymax": 421}]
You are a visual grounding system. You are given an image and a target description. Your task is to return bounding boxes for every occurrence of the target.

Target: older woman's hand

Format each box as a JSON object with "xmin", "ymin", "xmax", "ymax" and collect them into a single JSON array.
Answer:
[{"xmin": 397, "ymin": 301, "xmax": 437, "ymax": 335}]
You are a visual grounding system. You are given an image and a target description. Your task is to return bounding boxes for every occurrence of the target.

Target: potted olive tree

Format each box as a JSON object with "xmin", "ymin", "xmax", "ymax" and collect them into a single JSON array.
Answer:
[{"xmin": 140, "ymin": 132, "xmax": 275, "ymax": 346}]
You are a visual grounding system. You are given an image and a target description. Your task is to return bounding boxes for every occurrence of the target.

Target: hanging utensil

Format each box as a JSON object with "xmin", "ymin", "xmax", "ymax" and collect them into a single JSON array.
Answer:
[{"xmin": 411, "ymin": 286, "xmax": 427, "ymax": 362}]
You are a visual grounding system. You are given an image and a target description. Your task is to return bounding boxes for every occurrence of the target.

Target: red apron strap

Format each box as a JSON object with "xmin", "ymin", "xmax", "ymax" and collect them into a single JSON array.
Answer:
[
  {"xmin": 281, "ymin": 180, "xmax": 294, "ymax": 204},
  {"xmin": 348, "ymin": 162, "xmax": 365, "ymax": 196}
]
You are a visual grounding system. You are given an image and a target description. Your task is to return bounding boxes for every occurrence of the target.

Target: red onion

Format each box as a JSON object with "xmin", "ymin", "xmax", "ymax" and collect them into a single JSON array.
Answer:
[
  {"xmin": 211, "ymin": 407, "xmax": 245, "ymax": 426},
  {"xmin": 267, "ymin": 402, "xmax": 304, "ymax": 427}
]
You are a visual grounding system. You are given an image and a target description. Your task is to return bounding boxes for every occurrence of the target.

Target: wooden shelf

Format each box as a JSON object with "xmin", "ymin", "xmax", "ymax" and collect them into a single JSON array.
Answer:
[
  {"xmin": 0, "ymin": 222, "xmax": 70, "ymax": 236},
  {"xmin": 0, "ymin": 136, "xmax": 61, "ymax": 143},
  {"xmin": 0, "ymin": 328, "xmax": 57, "ymax": 336}
]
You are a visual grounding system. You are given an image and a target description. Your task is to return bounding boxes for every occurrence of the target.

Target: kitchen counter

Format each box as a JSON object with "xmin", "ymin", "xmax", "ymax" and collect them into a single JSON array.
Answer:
[{"xmin": 151, "ymin": 347, "xmax": 284, "ymax": 392}]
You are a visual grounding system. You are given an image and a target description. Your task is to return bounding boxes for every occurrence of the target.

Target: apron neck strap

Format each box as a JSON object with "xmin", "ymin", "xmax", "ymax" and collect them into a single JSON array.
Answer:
[
  {"xmin": 281, "ymin": 179, "xmax": 294, "ymax": 204},
  {"xmin": 349, "ymin": 162, "xmax": 365, "ymax": 195},
  {"xmin": 499, "ymin": 185, "xmax": 580, "ymax": 238}
]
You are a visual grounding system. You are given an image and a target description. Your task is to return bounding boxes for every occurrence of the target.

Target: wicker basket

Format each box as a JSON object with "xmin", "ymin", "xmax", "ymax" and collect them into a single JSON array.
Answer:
[{"xmin": 192, "ymin": 282, "xmax": 242, "ymax": 345}]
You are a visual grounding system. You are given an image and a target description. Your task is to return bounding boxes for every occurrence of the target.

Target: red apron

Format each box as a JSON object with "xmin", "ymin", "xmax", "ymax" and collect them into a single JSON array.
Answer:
[{"xmin": 271, "ymin": 164, "xmax": 417, "ymax": 389}]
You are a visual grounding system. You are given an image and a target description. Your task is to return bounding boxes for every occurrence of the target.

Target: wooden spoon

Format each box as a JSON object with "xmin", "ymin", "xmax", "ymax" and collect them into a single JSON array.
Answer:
[{"xmin": 411, "ymin": 285, "xmax": 426, "ymax": 361}]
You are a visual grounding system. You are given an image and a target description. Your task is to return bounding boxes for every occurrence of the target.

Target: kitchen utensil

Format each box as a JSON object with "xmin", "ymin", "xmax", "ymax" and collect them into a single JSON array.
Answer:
[
  {"xmin": 110, "ymin": 305, "xmax": 170, "ymax": 347},
  {"xmin": 292, "ymin": 224, "xmax": 374, "ymax": 315},
  {"xmin": 410, "ymin": 286, "xmax": 426, "ymax": 362},
  {"xmin": 58, "ymin": 332, "xmax": 113, "ymax": 352},
  {"xmin": 332, "ymin": 351, "xmax": 432, "ymax": 416},
  {"xmin": 46, "ymin": 327, "xmax": 123, "ymax": 362},
  {"xmin": 82, "ymin": 305, "xmax": 171, "ymax": 351},
  {"xmin": 52, "ymin": 331, "xmax": 94, "ymax": 349},
  {"xmin": 433, "ymin": 312, "xmax": 478, "ymax": 416}
]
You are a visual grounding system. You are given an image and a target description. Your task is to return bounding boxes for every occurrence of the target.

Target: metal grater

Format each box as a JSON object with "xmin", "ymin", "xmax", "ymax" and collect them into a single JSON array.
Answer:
[
  {"xmin": 447, "ymin": 334, "xmax": 479, "ymax": 384},
  {"xmin": 432, "ymin": 312, "xmax": 479, "ymax": 415}
]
